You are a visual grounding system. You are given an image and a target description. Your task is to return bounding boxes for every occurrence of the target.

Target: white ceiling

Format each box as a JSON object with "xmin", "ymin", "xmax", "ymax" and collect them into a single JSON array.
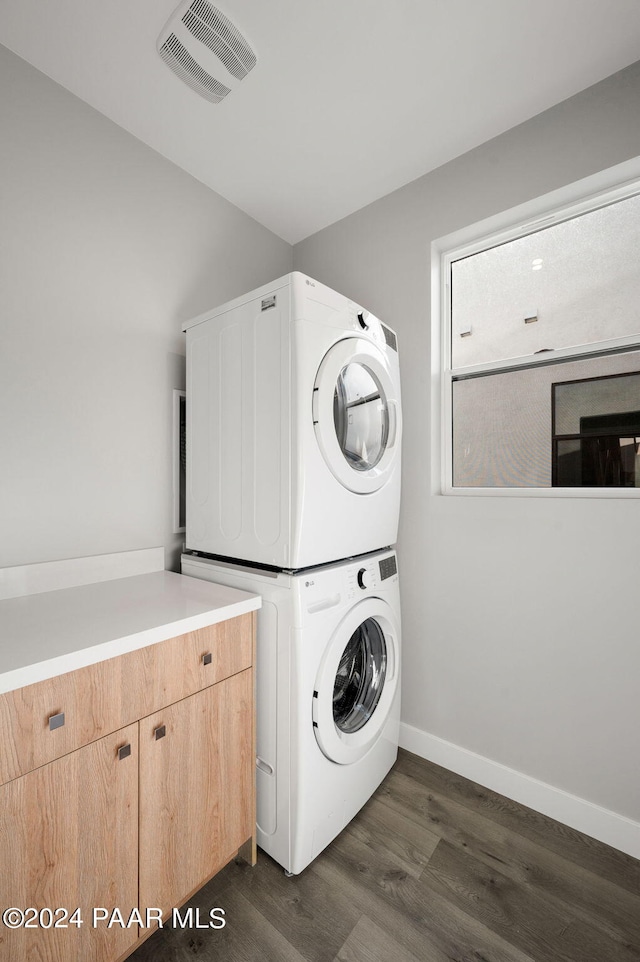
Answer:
[{"xmin": 2, "ymin": 0, "xmax": 640, "ymax": 243}]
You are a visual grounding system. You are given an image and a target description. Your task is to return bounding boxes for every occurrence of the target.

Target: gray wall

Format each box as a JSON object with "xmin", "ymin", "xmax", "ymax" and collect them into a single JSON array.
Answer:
[
  {"xmin": 294, "ymin": 62, "xmax": 640, "ymax": 827},
  {"xmin": 0, "ymin": 45, "xmax": 292, "ymax": 572}
]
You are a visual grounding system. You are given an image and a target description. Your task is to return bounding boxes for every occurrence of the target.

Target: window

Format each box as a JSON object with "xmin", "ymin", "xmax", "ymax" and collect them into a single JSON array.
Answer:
[{"xmin": 436, "ymin": 162, "xmax": 640, "ymax": 496}]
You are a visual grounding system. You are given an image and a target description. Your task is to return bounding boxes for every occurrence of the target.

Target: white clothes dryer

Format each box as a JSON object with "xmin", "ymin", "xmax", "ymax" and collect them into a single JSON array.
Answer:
[
  {"xmin": 183, "ymin": 272, "xmax": 402, "ymax": 569},
  {"xmin": 181, "ymin": 548, "xmax": 401, "ymax": 875}
]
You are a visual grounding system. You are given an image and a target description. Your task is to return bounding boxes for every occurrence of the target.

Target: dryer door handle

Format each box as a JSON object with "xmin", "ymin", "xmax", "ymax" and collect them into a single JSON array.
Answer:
[{"xmin": 387, "ymin": 400, "xmax": 399, "ymax": 449}]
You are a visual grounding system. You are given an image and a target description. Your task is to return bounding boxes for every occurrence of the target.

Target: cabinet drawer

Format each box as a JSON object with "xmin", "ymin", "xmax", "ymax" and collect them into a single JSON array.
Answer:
[
  {"xmin": 119, "ymin": 612, "xmax": 253, "ymax": 721},
  {"xmin": 0, "ymin": 613, "xmax": 253, "ymax": 786},
  {"xmin": 0, "ymin": 657, "xmax": 123, "ymax": 787}
]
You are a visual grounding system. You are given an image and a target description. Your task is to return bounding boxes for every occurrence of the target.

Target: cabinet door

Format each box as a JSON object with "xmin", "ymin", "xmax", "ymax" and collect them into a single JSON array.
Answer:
[
  {"xmin": 0, "ymin": 724, "xmax": 138, "ymax": 962},
  {"xmin": 139, "ymin": 668, "xmax": 253, "ymax": 916}
]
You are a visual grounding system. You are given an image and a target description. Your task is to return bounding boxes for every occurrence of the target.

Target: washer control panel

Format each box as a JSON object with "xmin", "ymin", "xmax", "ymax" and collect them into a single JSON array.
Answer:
[
  {"xmin": 346, "ymin": 553, "xmax": 397, "ymax": 599},
  {"xmin": 379, "ymin": 554, "xmax": 397, "ymax": 580}
]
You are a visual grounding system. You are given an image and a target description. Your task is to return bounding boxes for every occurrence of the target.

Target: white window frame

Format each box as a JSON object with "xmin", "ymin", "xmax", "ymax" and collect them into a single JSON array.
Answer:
[{"xmin": 431, "ymin": 156, "xmax": 640, "ymax": 498}]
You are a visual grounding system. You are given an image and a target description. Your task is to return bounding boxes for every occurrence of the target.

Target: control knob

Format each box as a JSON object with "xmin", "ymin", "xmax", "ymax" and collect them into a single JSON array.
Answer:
[{"xmin": 357, "ymin": 567, "xmax": 371, "ymax": 589}]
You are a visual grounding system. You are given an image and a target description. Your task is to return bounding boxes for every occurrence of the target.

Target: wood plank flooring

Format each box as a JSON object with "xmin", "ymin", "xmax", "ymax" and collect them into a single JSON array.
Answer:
[{"xmin": 129, "ymin": 749, "xmax": 640, "ymax": 962}]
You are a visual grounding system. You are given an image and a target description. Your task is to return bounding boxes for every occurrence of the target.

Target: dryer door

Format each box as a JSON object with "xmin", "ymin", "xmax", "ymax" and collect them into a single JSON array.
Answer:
[
  {"xmin": 313, "ymin": 598, "xmax": 399, "ymax": 765},
  {"xmin": 313, "ymin": 338, "xmax": 401, "ymax": 494}
]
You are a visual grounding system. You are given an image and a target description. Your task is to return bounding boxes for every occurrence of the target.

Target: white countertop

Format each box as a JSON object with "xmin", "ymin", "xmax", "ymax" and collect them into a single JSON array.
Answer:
[{"xmin": 0, "ymin": 570, "xmax": 261, "ymax": 695}]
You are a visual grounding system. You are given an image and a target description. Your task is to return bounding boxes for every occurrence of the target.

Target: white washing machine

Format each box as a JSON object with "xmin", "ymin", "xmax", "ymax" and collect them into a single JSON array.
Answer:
[
  {"xmin": 183, "ymin": 272, "xmax": 402, "ymax": 570},
  {"xmin": 181, "ymin": 547, "xmax": 401, "ymax": 875}
]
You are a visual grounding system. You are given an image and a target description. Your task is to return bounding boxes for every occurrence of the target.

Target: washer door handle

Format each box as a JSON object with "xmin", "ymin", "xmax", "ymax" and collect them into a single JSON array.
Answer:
[{"xmin": 256, "ymin": 756, "xmax": 274, "ymax": 776}]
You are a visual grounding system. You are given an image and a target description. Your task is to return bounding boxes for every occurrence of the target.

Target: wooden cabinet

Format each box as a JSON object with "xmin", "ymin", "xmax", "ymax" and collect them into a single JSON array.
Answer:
[
  {"xmin": 0, "ymin": 613, "xmax": 256, "ymax": 962},
  {"xmin": 0, "ymin": 615, "xmax": 253, "ymax": 786},
  {"xmin": 0, "ymin": 724, "xmax": 138, "ymax": 962}
]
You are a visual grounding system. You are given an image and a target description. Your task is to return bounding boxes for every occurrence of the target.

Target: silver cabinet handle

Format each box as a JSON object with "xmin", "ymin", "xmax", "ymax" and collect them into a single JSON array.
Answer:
[
  {"xmin": 153, "ymin": 725, "xmax": 166, "ymax": 741},
  {"xmin": 48, "ymin": 712, "xmax": 65, "ymax": 731}
]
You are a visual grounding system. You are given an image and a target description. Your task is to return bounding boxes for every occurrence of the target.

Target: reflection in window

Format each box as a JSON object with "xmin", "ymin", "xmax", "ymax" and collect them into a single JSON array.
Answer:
[{"xmin": 552, "ymin": 372, "xmax": 640, "ymax": 487}]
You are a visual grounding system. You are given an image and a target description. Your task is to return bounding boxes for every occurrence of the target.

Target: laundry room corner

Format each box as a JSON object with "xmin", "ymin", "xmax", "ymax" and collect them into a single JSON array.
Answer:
[{"xmin": 292, "ymin": 59, "xmax": 640, "ymax": 858}]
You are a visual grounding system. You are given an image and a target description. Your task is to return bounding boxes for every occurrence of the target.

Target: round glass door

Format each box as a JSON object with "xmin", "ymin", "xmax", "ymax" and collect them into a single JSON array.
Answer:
[
  {"xmin": 333, "ymin": 365, "xmax": 389, "ymax": 472},
  {"xmin": 313, "ymin": 599, "xmax": 399, "ymax": 764},
  {"xmin": 313, "ymin": 338, "xmax": 401, "ymax": 495},
  {"xmin": 334, "ymin": 618, "xmax": 387, "ymax": 733}
]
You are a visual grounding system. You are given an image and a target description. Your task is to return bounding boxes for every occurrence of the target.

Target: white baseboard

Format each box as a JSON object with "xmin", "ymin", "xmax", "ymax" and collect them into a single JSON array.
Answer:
[{"xmin": 399, "ymin": 723, "xmax": 640, "ymax": 861}]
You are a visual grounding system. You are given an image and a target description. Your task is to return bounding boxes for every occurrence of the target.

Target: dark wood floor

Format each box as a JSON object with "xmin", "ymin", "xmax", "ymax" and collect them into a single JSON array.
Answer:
[{"xmin": 130, "ymin": 749, "xmax": 640, "ymax": 962}]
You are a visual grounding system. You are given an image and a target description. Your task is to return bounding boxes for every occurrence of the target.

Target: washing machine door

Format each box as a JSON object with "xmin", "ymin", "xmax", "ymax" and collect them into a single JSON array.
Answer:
[
  {"xmin": 312, "ymin": 598, "xmax": 399, "ymax": 765},
  {"xmin": 312, "ymin": 337, "xmax": 401, "ymax": 494}
]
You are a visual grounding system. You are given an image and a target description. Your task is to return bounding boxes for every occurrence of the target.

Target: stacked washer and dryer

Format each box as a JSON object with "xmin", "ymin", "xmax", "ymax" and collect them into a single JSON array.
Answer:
[{"xmin": 180, "ymin": 272, "xmax": 402, "ymax": 875}]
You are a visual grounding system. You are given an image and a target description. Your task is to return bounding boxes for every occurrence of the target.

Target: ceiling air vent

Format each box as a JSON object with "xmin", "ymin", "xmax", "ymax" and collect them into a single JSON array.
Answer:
[
  {"xmin": 159, "ymin": 33, "xmax": 230, "ymax": 104},
  {"xmin": 157, "ymin": 0, "xmax": 256, "ymax": 104}
]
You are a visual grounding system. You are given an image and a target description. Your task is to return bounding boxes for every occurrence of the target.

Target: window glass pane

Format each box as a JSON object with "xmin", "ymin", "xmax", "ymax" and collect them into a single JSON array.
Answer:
[
  {"xmin": 452, "ymin": 351, "xmax": 640, "ymax": 487},
  {"xmin": 553, "ymin": 372, "xmax": 640, "ymax": 435},
  {"xmin": 451, "ymin": 193, "xmax": 640, "ymax": 369},
  {"xmin": 334, "ymin": 363, "xmax": 388, "ymax": 471},
  {"xmin": 553, "ymin": 439, "xmax": 582, "ymax": 487},
  {"xmin": 554, "ymin": 437, "xmax": 640, "ymax": 487}
]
